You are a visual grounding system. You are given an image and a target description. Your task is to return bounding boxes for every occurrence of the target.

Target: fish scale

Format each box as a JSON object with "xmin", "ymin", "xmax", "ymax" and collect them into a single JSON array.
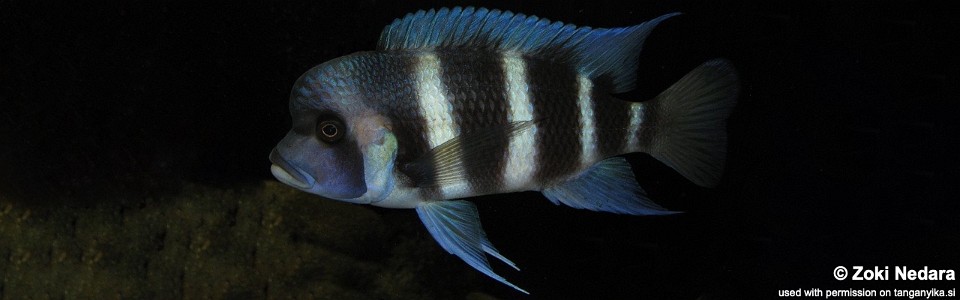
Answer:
[
  {"xmin": 526, "ymin": 56, "xmax": 585, "ymax": 185},
  {"xmin": 437, "ymin": 51, "xmax": 510, "ymax": 196}
]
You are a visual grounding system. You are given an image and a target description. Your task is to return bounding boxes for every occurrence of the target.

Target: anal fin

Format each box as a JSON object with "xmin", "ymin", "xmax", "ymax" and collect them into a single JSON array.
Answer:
[
  {"xmin": 415, "ymin": 200, "xmax": 528, "ymax": 294},
  {"xmin": 542, "ymin": 157, "xmax": 676, "ymax": 215}
]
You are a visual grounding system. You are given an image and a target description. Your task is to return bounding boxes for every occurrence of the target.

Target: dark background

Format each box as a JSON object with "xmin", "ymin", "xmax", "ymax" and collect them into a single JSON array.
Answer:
[{"xmin": 1, "ymin": 0, "xmax": 956, "ymax": 299}]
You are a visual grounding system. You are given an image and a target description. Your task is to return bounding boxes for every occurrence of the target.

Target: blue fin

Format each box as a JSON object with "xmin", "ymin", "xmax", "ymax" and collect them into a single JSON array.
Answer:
[
  {"xmin": 542, "ymin": 157, "xmax": 676, "ymax": 215},
  {"xmin": 378, "ymin": 7, "xmax": 680, "ymax": 92},
  {"xmin": 403, "ymin": 121, "xmax": 534, "ymax": 187},
  {"xmin": 415, "ymin": 200, "xmax": 528, "ymax": 294}
]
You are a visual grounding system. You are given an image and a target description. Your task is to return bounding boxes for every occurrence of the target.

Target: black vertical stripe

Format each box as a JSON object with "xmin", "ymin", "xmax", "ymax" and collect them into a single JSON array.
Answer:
[
  {"xmin": 364, "ymin": 52, "xmax": 441, "ymax": 199},
  {"xmin": 593, "ymin": 90, "xmax": 632, "ymax": 158},
  {"xmin": 367, "ymin": 52, "xmax": 431, "ymax": 164},
  {"xmin": 437, "ymin": 50, "xmax": 509, "ymax": 195},
  {"xmin": 526, "ymin": 57, "xmax": 582, "ymax": 185}
]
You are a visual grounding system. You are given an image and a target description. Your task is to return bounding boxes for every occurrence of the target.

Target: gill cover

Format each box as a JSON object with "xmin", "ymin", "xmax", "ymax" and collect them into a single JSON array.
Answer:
[{"xmin": 356, "ymin": 126, "xmax": 398, "ymax": 204}]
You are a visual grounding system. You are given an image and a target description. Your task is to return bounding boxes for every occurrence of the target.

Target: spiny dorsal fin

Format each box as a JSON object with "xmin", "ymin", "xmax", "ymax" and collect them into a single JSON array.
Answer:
[{"xmin": 378, "ymin": 7, "xmax": 679, "ymax": 92}]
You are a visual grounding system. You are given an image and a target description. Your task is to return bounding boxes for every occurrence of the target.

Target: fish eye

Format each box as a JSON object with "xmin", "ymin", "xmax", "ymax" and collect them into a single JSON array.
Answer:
[{"xmin": 316, "ymin": 118, "xmax": 345, "ymax": 143}]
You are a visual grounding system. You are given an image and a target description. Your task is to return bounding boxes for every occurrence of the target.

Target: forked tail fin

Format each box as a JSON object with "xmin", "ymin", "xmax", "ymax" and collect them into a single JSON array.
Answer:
[{"xmin": 639, "ymin": 59, "xmax": 739, "ymax": 187}]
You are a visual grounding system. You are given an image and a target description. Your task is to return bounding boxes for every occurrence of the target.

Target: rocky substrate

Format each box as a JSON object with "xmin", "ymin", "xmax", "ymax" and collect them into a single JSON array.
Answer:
[{"xmin": 0, "ymin": 181, "xmax": 494, "ymax": 299}]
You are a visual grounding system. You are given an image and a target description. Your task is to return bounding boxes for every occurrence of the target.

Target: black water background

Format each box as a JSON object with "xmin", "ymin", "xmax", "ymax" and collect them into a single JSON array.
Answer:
[{"xmin": 1, "ymin": 1, "xmax": 956, "ymax": 299}]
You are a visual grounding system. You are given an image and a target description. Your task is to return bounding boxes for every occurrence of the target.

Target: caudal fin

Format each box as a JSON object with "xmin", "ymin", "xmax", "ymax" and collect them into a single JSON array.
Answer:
[{"xmin": 642, "ymin": 59, "xmax": 739, "ymax": 187}]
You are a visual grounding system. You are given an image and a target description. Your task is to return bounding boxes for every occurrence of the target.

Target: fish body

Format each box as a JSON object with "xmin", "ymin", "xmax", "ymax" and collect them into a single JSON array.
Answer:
[{"xmin": 270, "ymin": 7, "xmax": 738, "ymax": 293}]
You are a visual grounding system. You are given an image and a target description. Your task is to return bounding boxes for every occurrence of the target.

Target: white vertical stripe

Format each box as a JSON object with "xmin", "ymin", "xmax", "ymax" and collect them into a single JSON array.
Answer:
[
  {"xmin": 502, "ymin": 54, "xmax": 538, "ymax": 190},
  {"xmin": 625, "ymin": 103, "xmax": 644, "ymax": 152},
  {"xmin": 416, "ymin": 53, "xmax": 457, "ymax": 148},
  {"xmin": 414, "ymin": 53, "xmax": 467, "ymax": 198},
  {"xmin": 577, "ymin": 75, "xmax": 598, "ymax": 167}
]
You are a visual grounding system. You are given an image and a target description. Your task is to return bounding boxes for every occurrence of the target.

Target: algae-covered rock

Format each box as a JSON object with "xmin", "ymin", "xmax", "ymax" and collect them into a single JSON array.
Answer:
[{"xmin": 0, "ymin": 181, "xmax": 482, "ymax": 299}]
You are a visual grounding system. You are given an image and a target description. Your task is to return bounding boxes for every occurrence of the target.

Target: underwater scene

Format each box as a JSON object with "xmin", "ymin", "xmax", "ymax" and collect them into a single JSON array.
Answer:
[{"xmin": 1, "ymin": 1, "xmax": 955, "ymax": 299}]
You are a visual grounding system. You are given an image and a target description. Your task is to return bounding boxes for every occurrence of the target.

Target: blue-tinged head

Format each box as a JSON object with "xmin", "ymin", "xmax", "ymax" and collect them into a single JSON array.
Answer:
[{"xmin": 270, "ymin": 58, "xmax": 398, "ymax": 204}]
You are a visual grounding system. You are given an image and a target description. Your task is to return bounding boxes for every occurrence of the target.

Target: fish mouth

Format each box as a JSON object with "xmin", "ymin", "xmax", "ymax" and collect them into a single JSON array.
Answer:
[{"xmin": 269, "ymin": 149, "xmax": 313, "ymax": 190}]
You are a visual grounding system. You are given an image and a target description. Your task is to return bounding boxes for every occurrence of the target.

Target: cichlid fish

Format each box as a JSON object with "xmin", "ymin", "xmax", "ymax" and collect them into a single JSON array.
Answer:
[{"xmin": 269, "ymin": 7, "xmax": 738, "ymax": 293}]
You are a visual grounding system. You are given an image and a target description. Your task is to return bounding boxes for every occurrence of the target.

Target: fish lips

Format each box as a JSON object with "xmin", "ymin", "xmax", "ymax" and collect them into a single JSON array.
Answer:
[
  {"xmin": 269, "ymin": 148, "xmax": 315, "ymax": 190},
  {"xmin": 269, "ymin": 148, "xmax": 369, "ymax": 200}
]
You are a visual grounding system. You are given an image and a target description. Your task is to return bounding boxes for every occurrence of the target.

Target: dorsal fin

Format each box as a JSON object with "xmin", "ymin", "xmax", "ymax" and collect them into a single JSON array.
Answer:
[{"xmin": 377, "ymin": 7, "xmax": 679, "ymax": 92}]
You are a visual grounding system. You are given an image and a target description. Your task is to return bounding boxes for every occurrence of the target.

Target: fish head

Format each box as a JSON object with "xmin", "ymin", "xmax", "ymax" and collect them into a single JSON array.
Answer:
[{"xmin": 270, "ymin": 61, "xmax": 397, "ymax": 205}]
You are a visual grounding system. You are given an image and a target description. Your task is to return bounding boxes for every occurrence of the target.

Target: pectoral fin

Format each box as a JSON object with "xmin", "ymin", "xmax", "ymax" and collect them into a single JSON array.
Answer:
[
  {"xmin": 542, "ymin": 157, "xmax": 677, "ymax": 215},
  {"xmin": 404, "ymin": 121, "xmax": 533, "ymax": 187},
  {"xmin": 415, "ymin": 200, "xmax": 527, "ymax": 294}
]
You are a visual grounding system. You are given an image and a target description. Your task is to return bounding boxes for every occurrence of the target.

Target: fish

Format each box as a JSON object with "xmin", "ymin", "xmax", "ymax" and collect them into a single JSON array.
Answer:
[{"xmin": 269, "ymin": 7, "xmax": 738, "ymax": 294}]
